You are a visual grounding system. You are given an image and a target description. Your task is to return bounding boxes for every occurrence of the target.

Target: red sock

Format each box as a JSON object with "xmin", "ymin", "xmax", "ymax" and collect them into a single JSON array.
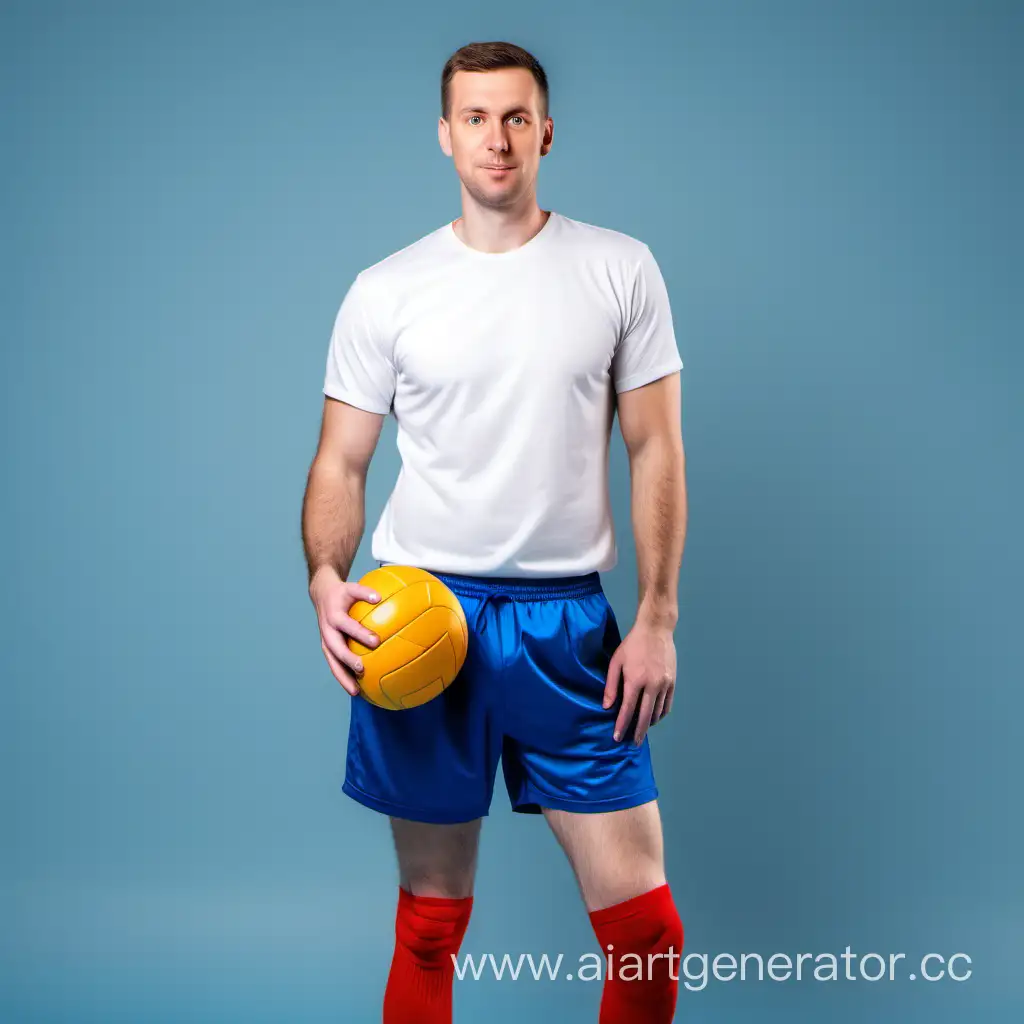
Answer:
[
  {"xmin": 588, "ymin": 883, "xmax": 684, "ymax": 1023},
  {"xmin": 382, "ymin": 886, "xmax": 473, "ymax": 1024}
]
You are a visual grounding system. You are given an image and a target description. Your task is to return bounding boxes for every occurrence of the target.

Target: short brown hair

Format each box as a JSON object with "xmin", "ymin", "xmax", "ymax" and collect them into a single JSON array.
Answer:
[{"xmin": 441, "ymin": 41, "xmax": 549, "ymax": 122}]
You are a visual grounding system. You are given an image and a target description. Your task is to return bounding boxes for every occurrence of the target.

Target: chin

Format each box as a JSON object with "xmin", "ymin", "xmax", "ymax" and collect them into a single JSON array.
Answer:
[{"xmin": 464, "ymin": 181, "xmax": 521, "ymax": 210}]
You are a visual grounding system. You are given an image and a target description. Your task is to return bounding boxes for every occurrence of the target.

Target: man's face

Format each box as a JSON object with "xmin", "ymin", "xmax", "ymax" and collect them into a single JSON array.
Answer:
[{"xmin": 439, "ymin": 68, "xmax": 553, "ymax": 210}]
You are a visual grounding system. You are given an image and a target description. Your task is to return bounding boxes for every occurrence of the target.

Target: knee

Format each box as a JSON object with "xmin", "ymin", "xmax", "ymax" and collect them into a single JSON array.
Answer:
[
  {"xmin": 589, "ymin": 883, "xmax": 684, "ymax": 961},
  {"xmin": 630, "ymin": 888, "xmax": 683, "ymax": 954},
  {"xmin": 649, "ymin": 892, "xmax": 684, "ymax": 955},
  {"xmin": 394, "ymin": 887, "xmax": 474, "ymax": 968}
]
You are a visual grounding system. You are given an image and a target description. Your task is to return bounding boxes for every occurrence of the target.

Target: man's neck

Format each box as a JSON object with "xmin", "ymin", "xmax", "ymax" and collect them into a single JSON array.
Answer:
[{"xmin": 452, "ymin": 203, "xmax": 550, "ymax": 254}]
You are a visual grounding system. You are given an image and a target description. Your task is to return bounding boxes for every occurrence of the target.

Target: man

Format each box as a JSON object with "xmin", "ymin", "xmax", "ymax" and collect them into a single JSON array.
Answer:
[{"xmin": 301, "ymin": 40, "xmax": 687, "ymax": 1023}]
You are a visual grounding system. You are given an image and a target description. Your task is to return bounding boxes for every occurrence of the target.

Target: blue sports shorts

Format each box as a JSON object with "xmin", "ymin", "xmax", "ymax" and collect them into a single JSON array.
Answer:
[{"xmin": 341, "ymin": 568, "xmax": 659, "ymax": 823}]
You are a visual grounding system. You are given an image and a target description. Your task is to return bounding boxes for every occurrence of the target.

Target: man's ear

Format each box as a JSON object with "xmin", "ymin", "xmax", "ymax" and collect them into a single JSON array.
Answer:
[
  {"xmin": 540, "ymin": 117, "xmax": 554, "ymax": 157},
  {"xmin": 438, "ymin": 117, "xmax": 452, "ymax": 157}
]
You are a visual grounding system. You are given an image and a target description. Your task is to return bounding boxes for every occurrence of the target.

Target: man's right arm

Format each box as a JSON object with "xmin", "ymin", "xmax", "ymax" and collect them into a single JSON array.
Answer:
[
  {"xmin": 301, "ymin": 397, "xmax": 386, "ymax": 694},
  {"xmin": 302, "ymin": 396, "xmax": 385, "ymax": 590}
]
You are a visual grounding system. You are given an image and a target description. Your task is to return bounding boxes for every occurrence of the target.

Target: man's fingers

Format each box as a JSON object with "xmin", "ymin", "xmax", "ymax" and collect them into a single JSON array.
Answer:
[
  {"xmin": 603, "ymin": 651, "xmax": 622, "ymax": 709},
  {"xmin": 613, "ymin": 681, "xmax": 640, "ymax": 742},
  {"xmin": 347, "ymin": 585, "xmax": 382, "ymax": 605},
  {"xmin": 323, "ymin": 628, "xmax": 365, "ymax": 676},
  {"xmin": 322, "ymin": 641, "xmax": 359, "ymax": 697},
  {"xmin": 632, "ymin": 690, "xmax": 658, "ymax": 745},
  {"xmin": 652, "ymin": 690, "xmax": 668, "ymax": 725},
  {"xmin": 333, "ymin": 612, "xmax": 380, "ymax": 649},
  {"xmin": 662, "ymin": 686, "xmax": 674, "ymax": 718}
]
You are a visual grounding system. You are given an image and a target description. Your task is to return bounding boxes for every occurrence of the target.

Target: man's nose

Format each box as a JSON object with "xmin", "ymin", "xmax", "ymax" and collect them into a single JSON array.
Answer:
[{"xmin": 487, "ymin": 125, "xmax": 509, "ymax": 151}]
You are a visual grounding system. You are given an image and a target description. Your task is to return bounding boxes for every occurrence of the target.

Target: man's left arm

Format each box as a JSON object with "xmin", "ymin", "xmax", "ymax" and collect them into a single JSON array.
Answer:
[{"xmin": 602, "ymin": 371, "xmax": 687, "ymax": 744}]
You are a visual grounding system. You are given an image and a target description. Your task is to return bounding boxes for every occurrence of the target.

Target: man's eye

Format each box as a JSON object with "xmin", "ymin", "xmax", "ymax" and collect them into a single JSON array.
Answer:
[
  {"xmin": 509, "ymin": 116, "xmax": 524, "ymax": 126},
  {"xmin": 468, "ymin": 116, "xmax": 482, "ymax": 125}
]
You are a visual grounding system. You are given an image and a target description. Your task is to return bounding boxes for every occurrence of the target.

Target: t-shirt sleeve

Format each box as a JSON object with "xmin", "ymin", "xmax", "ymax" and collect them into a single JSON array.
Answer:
[
  {"xmin": 611, "ymin": 245, "xmax": 684, "ymax": 394},
  {"xmin": 322, "ymin": 273, "xmax": 396, "ymax": 414}
]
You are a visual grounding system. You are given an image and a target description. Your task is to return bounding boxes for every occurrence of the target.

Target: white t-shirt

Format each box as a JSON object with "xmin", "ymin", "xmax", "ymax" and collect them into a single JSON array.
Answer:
[{"xmin": 323, "ymin": 210, "xmax": 683, "ymax": 578}]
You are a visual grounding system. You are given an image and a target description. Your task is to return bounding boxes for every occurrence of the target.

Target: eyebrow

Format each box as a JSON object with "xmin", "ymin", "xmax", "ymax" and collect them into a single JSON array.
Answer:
[{"xmin": 458, "ymin": 106, "xmax": 532, "ymax": 117}]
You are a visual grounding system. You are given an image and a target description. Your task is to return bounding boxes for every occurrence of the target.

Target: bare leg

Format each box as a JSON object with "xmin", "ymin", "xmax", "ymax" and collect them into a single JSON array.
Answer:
[
  {"xmin": 382, "ymin": 816, "xmax": 482, "ymax": 1023},
  {"xmin": 389, "ymin": 816, "xmax": 482, "ymax": 897},
  {"xmin": 543, "ymin": 799, "xmax": 666, "ymax": 910},
  {"xmin": 545, "ymin": 800, "xmax": 681, "ymax": 1022}
]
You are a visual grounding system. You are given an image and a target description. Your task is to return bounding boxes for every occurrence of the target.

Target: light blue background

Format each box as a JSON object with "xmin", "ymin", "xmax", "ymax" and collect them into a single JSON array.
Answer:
[{"xmin": 2, "ymin": 1, "xmax": 1021, "ymax": 1021}]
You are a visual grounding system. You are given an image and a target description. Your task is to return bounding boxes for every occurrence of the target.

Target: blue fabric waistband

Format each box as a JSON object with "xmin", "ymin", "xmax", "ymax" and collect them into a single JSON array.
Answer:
[{"xmin": 378, "ymin": 563, "xmax": 603, "ymax": 602}]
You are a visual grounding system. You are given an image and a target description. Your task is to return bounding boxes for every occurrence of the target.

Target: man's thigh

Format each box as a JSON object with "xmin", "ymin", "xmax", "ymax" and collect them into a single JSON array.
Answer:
[
  {"xmin": 389, "ymin": 816, "xmax": 483, "ymax": 898},
  {"xmin": 543, "ymin": 799, "xmax": 666, "ymax": 911}
]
